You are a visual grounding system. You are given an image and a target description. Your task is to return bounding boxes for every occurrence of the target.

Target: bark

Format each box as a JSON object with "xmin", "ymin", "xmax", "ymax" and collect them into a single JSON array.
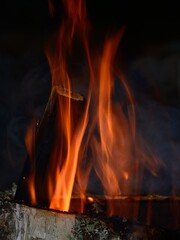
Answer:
[{"xmin": 1, "ymin": 185, "xmax": 180, "ymax": 240}]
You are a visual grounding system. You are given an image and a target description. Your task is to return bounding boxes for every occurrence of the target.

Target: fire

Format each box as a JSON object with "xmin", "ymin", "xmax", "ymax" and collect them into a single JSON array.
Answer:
[
  {"xmin": 48, "ymin": 88, "xmax": 88, "ymax": 211},
  {"xmin": 24, "ymin": 119, "xmax": 36, "ymax": 205},
  {"xmin": 24, "ymin": 0, "xmax": 162, "ymax": 215},
  {"xmin": 95, "ymin": 31, "xmax": 130, "ymax": 197}
]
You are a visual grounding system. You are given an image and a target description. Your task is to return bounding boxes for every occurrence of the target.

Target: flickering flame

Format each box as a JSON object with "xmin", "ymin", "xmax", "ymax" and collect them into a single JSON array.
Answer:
[
  {"xmin": 24, "ymin": 120, "xmax": 36, "ymax": 205},
  {"xmin": 25, "ymin": 0, "xmax": 163, "ymax": 215},
  {"xmin": 44, "ymin": 0, "xmax": 91, "ymax": 212},
  {"xmin": 48, "ymin": 89, "xmax": 88, "ymax": 211}
]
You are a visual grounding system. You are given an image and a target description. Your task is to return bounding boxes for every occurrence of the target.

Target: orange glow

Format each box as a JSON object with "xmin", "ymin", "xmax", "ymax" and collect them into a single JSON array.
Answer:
[
  {"xmin": 123, "ymin": 172, "xmax": 129, "ymax": 180},
  {"xmin": 87, "ymin": 197, "xmax": 94, "ymax": 203},
  {"xmin": 48, "ymin": 88, "xmax": 88, "ymax": 211},
  {"xmin": 44, "ymin": 0, "xmax": 90, "ymax": 212},
  {"xmin": 25, "ymin": 0, "xmax": 163, "ymax": 219}
]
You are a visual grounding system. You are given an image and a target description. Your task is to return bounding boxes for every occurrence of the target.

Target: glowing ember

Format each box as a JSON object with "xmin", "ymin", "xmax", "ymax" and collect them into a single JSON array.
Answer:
[{"xmin": 87, "ymin": 197, "xmax": 94, "ymax": 203}]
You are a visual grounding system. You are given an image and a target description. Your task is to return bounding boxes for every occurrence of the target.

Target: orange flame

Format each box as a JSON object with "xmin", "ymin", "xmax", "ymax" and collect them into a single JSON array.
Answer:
[
  {"xmin": 44, "ymin": 0, "xmax": 91, "ymax": 211},
  {"xmin": 24, "ymin": 120, "xmax": 37, "ymax": 205},
  {"xmin": 48, "ymin": 90, "xmax": 88, "ymax": 211},
  {"xmin": 25, "ymin": 0, "xmax": 163, "ymax": 216}
]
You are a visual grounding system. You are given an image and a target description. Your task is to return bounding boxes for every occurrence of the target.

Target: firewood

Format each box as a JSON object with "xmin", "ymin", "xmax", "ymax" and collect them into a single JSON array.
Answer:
[
  {"xmin": 15, "ymin": 86, "xmax": 85, "ymax": 208},
  {"xmin": 1, "ymin": 185, "xmax": 180, "ymax": 239}
]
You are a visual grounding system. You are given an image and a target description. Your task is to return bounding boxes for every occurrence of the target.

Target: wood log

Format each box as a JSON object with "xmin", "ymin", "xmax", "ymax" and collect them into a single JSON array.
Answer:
[
  {"xmin": 0, "ymin": 185, "xmax": 75, "ymax": 239},
  {"xmin": 15, "ymin": 86, "xmax": 85, "ymax": 208},
  {"xmin": 15, "ymin": 205, "xmax": 75, "ymax": 240},
  {"xmin": 1, "ymin": 185, "xmax": 180, "ymax": 239}
]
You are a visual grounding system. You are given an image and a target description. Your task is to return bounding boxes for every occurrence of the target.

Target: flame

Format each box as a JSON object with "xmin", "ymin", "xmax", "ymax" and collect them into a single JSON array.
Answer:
[
  {"xmin": 85, "ymin": 33, "xmax": 128, "ymax": 200},
  {"xmin": 25, "ymin": 0, "xmax": 163, "ymax": 217},
  {"xmin": 44, "ymin": 0, "xmax": 90, "ymax": 211},
  {"xmin": 24, "ymin": 119, "xmax": 37, "ymax": 205},
  {"xmin": 48, "ymin": 89, "xmax": 88, "ymax": 211}
]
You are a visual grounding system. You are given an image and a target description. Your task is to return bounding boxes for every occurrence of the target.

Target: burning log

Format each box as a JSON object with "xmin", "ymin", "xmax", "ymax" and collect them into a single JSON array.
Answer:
[
  {"xmin": 15, "ymin": 85, "xmax": 85, "ymax": 208},
  {"xmin": 12, "ymin": 86, "xmax": 180, "ymax": 237},
  {"xmin": 1, "ymin": 185, "xmax": 180, "ymax": 239},
  {"xmin": 0, "ymin": 184, "xmax": 75, "ymax": 239}
]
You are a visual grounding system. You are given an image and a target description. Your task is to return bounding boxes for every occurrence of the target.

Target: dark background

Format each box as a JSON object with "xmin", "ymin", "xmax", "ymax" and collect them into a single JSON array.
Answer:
[
  {"xmin": 0, "ymin": 0, "xmax": 179, "ymax": 193},
  {"xmin": 0, "ymin": 0, "xmax": 179, "ymax": 105}
]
